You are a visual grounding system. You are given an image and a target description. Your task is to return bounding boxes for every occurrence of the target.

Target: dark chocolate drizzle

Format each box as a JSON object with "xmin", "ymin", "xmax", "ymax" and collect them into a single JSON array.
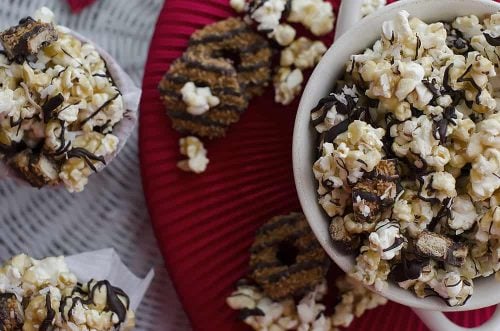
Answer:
[
  {"xmin": 460, "ymin": 78, "xmax": 482, "ymax": 104},
  {"xmin": 64, "ymin": 279, "xmax": 130, "ymax": 326},
  {"xmin": 80, "ymin": 93, "xmax": 120, "ymax": 126},
  {"xmin": 443, "ymin": 63, "xmax": 454, "ymax": 90},
  {"xmin": 42, "ymin": 93, "xmax": 64, "ymax": 123},
  {"xmin": 390, "ymin": 257, "xmax": 429, "ymax": 283},
  {"xmin": 54, "ymin": 120, "xmax": 71, "ymax": 155},
  {"xmin": 483, "ymin": 32, "xmax": 500, "ymax": 46},
  {"xmin": 416, "ymin": 175, "xmax": 439, "ymax": 204},
  {"xmin": 428, "ymin": 197, "xmax": 452, "ymax": 231},
  {"xmin": 66, "ymin": 147, "xmax": 106, "ymax": 172},
  {"xmin": 383, "ymin": 237, "xmax": 405, "ymax": 253},
  {"xmin": 415, "ymin": 34, "xmax": 421, "ymax": 60},
  {"xmin": 39, "ymin": 294, "xmax": 56, "ymax": 331},
  {"xmin": 239, "ymin": 308, "xmax": 265, "ymax": 320}
]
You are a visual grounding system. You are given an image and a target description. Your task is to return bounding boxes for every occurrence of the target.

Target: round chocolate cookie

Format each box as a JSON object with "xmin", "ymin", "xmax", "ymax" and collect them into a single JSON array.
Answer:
[
  {"xmin": 189, "ymin": 17, "xmax": 273, "ymax": 99},
  {"xmin": 159, "ymin": 49, "xmax": 248, "ymax": 139},
  {"xmin": 249, "ymin": 213, "xmax": 330, "ymax": 300}
]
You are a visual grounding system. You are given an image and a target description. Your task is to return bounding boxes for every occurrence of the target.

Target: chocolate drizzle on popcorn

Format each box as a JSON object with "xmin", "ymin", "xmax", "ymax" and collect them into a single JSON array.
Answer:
[
  {"xmin": 0, "ymin": 253, "xmax": 135, "ymax": 331},
  {"xmin": 311, "ymin": 10, "xmax": 500, "ymax": 307},
  {"xmin": 0, "ymin": 7, "xmax": 125, "ymax": 192}
]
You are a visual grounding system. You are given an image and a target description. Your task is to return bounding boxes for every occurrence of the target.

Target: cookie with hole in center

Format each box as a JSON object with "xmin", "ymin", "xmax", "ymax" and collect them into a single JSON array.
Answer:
[
  {"xmin": 159, "ymin": 48, "xmax": 248, "ymax": 139},
  {"xmin": 249, "ymin": 213, "xmax": 330, "ymax": 300},
  {"xmin": 189, "ymin": 17, "xmax": 273, "ymax": 99}
]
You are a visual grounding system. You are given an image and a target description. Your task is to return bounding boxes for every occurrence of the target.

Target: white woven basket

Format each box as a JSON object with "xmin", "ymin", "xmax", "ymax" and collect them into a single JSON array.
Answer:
[{"xmin": 0, "ymin": 1, "xmax": 191, "ymax": 330}]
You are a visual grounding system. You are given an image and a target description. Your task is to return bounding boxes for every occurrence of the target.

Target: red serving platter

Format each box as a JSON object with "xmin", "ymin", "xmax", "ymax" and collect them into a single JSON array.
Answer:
[{"xmin": 138, "ymin": 0, "xmax": 496, "ymax": 330}]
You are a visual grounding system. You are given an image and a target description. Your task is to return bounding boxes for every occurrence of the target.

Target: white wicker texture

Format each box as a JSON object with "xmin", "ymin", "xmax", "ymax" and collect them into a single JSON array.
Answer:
[{"xmin": 0, "ymin": 1, "xmax": 191, "ymax": 330}]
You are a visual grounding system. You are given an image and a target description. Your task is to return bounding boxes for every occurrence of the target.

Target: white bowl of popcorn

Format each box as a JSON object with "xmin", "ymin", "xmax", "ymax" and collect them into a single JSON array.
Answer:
[
  {"xmin": 293, "ymin": 0, "xmax": 500, "ymax": 330},
  {"xmin": 0, "ymin": 7, "xmax": 140, "ymax": 193}
]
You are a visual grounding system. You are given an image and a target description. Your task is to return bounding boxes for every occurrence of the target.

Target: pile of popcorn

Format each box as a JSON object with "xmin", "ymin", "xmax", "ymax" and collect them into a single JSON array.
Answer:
[
  {"xmin": 226, "ymin": 276, "xmax": 387, "ymax": 331},
  {"xmin": 230, "ymin": 0, "xmax": 335, "ymax": 105},
  {"xmin": 0, "ymin": 7, "xmax": 125, "ymax": 192},
  {"xmin": 0, "ymin": 254, "xmax": 135, "ymax": 330},
  {"xmin": 312, "ymin": 10, "xmax": 500, "ymax": 306}
]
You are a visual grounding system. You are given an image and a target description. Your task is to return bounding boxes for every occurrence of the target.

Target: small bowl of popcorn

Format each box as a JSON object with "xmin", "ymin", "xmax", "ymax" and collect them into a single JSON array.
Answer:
[
  {"xmin": 0, "ymin": 7, "xmax": 140, "ymax": 193},
  {"xmin": 293, "ymin": 0, "xmax": 500, "ymax": 330}
]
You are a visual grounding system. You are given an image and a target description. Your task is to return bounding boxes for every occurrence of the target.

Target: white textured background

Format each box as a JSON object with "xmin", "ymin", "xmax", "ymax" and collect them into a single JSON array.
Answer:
[{"xmin": 0, "ymin": 0, "xmax": 192, "ymax": 330}]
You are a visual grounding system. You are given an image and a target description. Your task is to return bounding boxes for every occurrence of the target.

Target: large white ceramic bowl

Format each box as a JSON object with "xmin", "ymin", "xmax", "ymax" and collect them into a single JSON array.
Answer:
[{"xmin": 292, "ymin": 0, "xmax": 500, "ymax": 330}]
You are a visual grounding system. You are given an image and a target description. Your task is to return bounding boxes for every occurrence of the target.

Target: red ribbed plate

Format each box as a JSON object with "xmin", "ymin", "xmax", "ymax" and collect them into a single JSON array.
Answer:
[{"xmin": 139, "ymin": 0, "xmax": 495, "ymax": 330}]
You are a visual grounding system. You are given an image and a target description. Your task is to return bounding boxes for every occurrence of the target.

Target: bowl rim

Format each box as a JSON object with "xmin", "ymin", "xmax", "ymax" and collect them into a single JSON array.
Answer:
[{"xmin": 292, "ymin": 0, "xmax": 500, "ymax": 312}]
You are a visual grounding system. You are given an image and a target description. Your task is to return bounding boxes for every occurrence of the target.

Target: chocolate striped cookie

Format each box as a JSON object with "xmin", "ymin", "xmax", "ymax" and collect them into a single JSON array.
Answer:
[
  {"xmin": 189, "ymin": 17, "xmax": 273, "ymax": 99},
  {"xmin": 159, "ymin": 49, "xmax": 248, "ymax": 139},
  {"xmin": 249, "ymin": 213, "xmax": 330, "ymax": 300}
]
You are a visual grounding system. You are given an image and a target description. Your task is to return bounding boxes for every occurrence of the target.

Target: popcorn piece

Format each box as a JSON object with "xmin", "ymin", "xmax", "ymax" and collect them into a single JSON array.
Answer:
[
  {"xmin": 318, "ymin": 188, "xmax": 350, "ymax": 218},
  {"xmin": 344, "ymin": 212, "xmax": 377, "ymax": 235},
  {"xmin": 334, "ymin": 121, "xmax": 386, "ymax": 184},
  {"xmin": 422, "ymin": 270, "xmax": 473, "ymax": 307},
  {"xmin": 468, "ymin": 148, "xmax": 500, "ymax": 201},
  {"xmin": 288, "ymin": 0, "xmax": 335, "ymax": 36},
  {"xmin": 381, "ymin": 10, "xmax": 413, "ymax": 41},
  {"xmin": 280, "ymin": 37, "xmax": 327, "ymax": 70},
  {"xmin": 271, "ymin": 24, "xmax": 296, "ymax": 47},
  {"xmin": 395, "ymin": 61, "xmax": 425, "ymax": 101},
  {"xmin": 476, "ymin": 207, "xmax": 500, "ymax": 242},
  {"xmin": 311, "ymin": 84, "xmax": 359, "ymax": 134},
  {"xmin": 418, "ymin": 172, "xmax": 457, "ymax": 202},
  {"xmin": 274, "ymin": 67, "xmax": 303, "ymax": 106},
  {"xmin": 33, "ymin": 6, "xmax": 56, "ymax": 24},
  {"xmin": 466, "ymin": 113, "xmax": 500, "ymax": 161},
  {"xmin": 350, "ymin": 245, "xmax": 390, "ymax": 291},
  {"xmin": 452, "ymin": 15, "xmax": 484, "ymax": 40},
  {"xmin": 73, "ymin": 132, "xmax": 119, "ymax": 158},
  {"xmin": 230, "ymin": 0, "xmax": 247, "ymax": 13},
  {"xmin": 177, "ymin": 136, "xmax": 209, "ymax": 174},
  {"xmin": 181, "ymin": 82, "xmax": 220, "ymax": 116},
  {"xmin": 361, "ymin": 0, "xmax": 386, "ymax": 17},
  {"xmin": 0, "ymin": 17, "xmax": 58, "ymax": 61},
  {"xmin": 59, "ymin": 158, "xmax": 91, "ymax": 193},
  {"xmin": 250, "ymin": 0, "xmax": 287, "ymax": 33},
  {"xmin": 449, "ymin": 195, "xmax": 477, "ymax": 234},
  {"xmin": 369, "ymin": 220, "xmax": 405, "ymax": 260},
  {"xmin": 390, "ymin": 116, "xmax": 450, "ymax": 171},
  {"xmin": 415, "ymin": 231, "xmax": 468, "ymax": 267}
]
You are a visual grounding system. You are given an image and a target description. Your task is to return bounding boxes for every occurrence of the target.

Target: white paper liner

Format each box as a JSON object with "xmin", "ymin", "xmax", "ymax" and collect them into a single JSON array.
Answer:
[
  {"xmin": 0, "ymin": 27, "xmax": 141, "ymax": 186},
  {"xmin": 65, "ymin": 248, "xmax": 154, "ymax": 311}
]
